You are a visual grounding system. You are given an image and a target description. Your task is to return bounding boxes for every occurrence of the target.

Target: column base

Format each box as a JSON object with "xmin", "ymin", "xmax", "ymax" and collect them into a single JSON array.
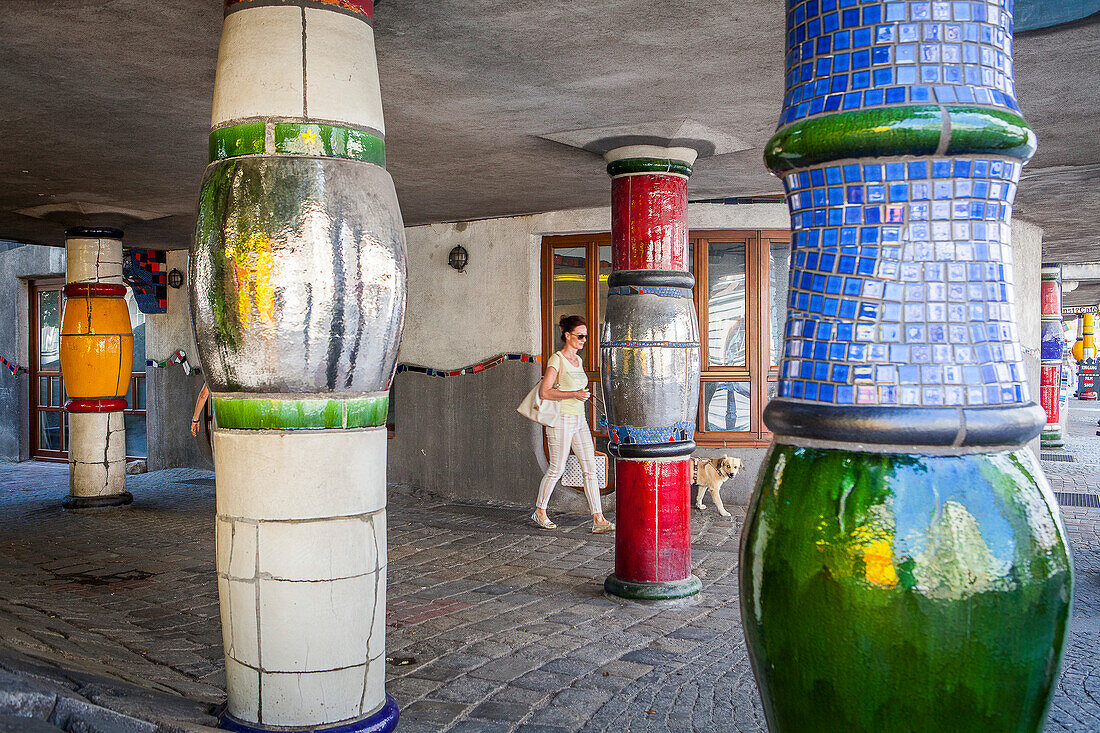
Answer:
[
  {"xmin": 1040, "ymin": 432, "xmax": 1064, "ymax": 448},
  {"xmin": 604, "ymin": 573, "xmax": 701, "ymax": 601},
  {"xmin": 62, "ymin": 492, "xmax": 133, "ymax": 510},
  {"xmin": 219, "ymin": 695, "xmax": 399, "ymax": 733}
]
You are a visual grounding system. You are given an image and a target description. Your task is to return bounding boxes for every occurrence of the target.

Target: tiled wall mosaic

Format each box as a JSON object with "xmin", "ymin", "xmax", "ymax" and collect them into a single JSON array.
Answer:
[
  {"xmin": 776, "ymin": 154, "xmax": 1029, "ymax": 407},
  {"xmin": 781, "ymin": 0, "xmax": 1019, "ymax": 125}
]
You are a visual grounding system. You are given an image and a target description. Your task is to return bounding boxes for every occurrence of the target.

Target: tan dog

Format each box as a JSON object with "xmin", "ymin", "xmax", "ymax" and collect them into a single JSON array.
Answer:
[{"xmin": 691, "ymin": 455, "xmax": 744, "ymax": 517}]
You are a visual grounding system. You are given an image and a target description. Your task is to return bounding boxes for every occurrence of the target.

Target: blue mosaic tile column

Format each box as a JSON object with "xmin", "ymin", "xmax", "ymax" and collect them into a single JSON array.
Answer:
[{"xmin": 739, "ymin": 1, "xmax": 1074, "ymax": 730}]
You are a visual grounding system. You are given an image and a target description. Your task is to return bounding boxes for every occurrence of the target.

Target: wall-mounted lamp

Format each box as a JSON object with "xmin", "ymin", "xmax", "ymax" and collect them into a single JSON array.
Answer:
[
  {"xmin": 448, "ymin": 245, "xmax": 469, "ymax": 272},
  {"xmin": 167, "ymin": 268, "xmax": 184, "ymax": 289}
]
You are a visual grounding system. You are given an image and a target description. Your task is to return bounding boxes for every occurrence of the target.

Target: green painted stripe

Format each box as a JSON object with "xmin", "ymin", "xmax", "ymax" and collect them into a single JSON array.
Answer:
[
  {"xmin": 209, "ymin": 122, "xmax": 386, "ymax": 165},
  {"xmin": 213, "ymin": 396, "xmax": 389, "ymax": 430},
  {"xmin": 606, "ymin": 158, "xmax": 693, "ymax": 178},
  {"xmin": 764, "ymin": 106, "xmax": 1036, "ymax": 172}
]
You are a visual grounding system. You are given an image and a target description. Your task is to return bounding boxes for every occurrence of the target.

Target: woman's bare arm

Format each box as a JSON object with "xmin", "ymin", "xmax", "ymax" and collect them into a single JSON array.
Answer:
[{"xmin": 539, "ymin": 366, "xmax": 589, "ymax": 402}]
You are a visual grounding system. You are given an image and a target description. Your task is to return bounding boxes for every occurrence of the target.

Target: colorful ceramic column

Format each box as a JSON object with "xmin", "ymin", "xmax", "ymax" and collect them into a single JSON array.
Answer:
[
  {"xmin": 1080, "ymin": 313, "xmax": 1097, "ymax": 400},
  {"xmin": 601, "ymin": 145, "xmax": 702, "ymax": 601},
  {"xmin": 61, "ymin": 227, "xmax": 133, "ymax": 509},
  {"xmin": 742, "ymin": 1, "xmax": 1073, "ymax": 730},
  {"xmin": 1039, "ymin": 265, "xmax": 1063, "ymax": 447},
  {"xmin": 192, "ymin": 0, "xmax": 402, "ymax": 730},
  {"xmin": 1071, "ymin": 315, "xmax": 1084, "ymax": 363}
]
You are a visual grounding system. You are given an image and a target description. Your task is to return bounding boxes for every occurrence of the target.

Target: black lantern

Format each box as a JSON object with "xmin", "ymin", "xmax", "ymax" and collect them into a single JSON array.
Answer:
[
  {"xmin": 448, "ymin": 245, "xmax": 469, "ymax": 272},
  {"xmin": 167, "ymin": 268, "xmax": 185, "ymax": 289}
]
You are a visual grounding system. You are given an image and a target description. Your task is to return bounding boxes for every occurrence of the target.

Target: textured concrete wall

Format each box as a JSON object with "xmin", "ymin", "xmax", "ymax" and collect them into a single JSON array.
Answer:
[
  {"xmin": 0, "ymin": 244, "xmax": 65, "ymax": 461},
  {"xmin": 400, "ymin": 203, "xmax": 789, "ymax": 368},
  {"xmin": 145, "ymin": 250, "xmax": 210, "ymax": 470},
  {"xmin": 1013, "ymin": 217, "xmax": 1044, "ymax": 459},
  {"xmin": 392, "ymin": 203, "xmax": 788, "ymax": 509}
]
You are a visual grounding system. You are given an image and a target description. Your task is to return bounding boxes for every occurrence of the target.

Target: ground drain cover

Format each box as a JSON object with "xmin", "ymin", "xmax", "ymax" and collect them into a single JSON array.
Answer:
[
  {"xmin": 1041, "ymin": 453, "xmax": 1077, "ymax": 462},
  {"xmin": 1054, "ymin": 492, "xmax": 1100, "ymax": 509},
  {"xmin": 183, "ymin": 478, "xmax": 216, "ymax": 486}
]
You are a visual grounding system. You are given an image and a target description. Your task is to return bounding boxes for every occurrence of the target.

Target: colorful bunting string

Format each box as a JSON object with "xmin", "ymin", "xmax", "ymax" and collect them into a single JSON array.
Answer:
[
  {"xmin": 147, "ymin": 349, "xmax": 199, "ymax": 376},
  {"xmin": 1, "ymin": 355, "xmax": 29, "ymax": 376},
  {"xmin": 395, "ymin": 352, "xmax": 540, "ymax": 378}
]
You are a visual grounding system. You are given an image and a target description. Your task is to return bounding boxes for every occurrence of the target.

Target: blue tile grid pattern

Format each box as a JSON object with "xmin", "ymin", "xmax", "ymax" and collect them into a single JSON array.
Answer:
[
  {"xmin": 777, "ymin": 154, "xmax": 1029, "ymax": 407},
  {"xmin": 608, "ymin": 286, "xmax": 690, "ymax": 298},
  {"xmin": 780, "ymin": 0, "xmax": 1019, "ymax": 126},
  {"xmin": 608, "ymin": 421, "xmax": 695, "ymax": 445}
]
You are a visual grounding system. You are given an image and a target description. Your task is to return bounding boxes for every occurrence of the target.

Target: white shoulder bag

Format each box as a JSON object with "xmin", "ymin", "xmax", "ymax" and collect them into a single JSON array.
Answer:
[{"xmin": 517, "ymin": 357, "xmax": 561, "ymax": 427}]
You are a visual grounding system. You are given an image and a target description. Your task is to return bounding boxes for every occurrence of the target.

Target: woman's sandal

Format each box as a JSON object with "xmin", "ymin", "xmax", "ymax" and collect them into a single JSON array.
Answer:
[
  {"xmin": 591, "ymin": 520, "xmax": 615, "ymax": 534},
  {"xmin": 531, "ymin": 511, "xmax": 557, "ymax": 529}
]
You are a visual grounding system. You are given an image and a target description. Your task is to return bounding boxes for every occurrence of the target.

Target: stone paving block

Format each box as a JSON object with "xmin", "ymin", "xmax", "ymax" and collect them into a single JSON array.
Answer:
[
  {"xmin": 427, "ymin": 675, "xmax": 502, "ymax": 704},
  {"xmin": 0, "ymin": 715, "xmax": 63, "ymax": 732},
  {"xmin": 469, "ymin": 700, "xmax": 520, "ymax": 721},
  {"xmin": 449, "ymin": 721, "xmax": 513, "ymax": 733},
  {"xmin": 391, "ymin": 699, "xmax": 467, "ymax": 726},
  {"xmin": 49, "ymin": 696, "xmax": 158, "ymax": 733},
  {"xmin": 511, "ymin": 670, "xmax": 577, "ymax": 693},
  {"xmin": 0, "ymin": 672, "xmax": 60, "ymax": 719}
]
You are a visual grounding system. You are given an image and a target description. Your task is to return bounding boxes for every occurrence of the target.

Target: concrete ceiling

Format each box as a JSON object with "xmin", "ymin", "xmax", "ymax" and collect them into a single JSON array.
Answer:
[{"xmin": 0, "ymin": 2, "xmax": 1097, "ymax": 265}]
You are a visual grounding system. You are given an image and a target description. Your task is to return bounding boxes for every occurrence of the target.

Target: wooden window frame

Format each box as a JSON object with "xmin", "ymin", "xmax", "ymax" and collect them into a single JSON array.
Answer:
[
  {"xmin": 542, "ymin": 229, "xmax": 792, "ymax": 449},
  {"xmin": 29, "ymin": 279, "xmax": 67, "ymax": 461}
]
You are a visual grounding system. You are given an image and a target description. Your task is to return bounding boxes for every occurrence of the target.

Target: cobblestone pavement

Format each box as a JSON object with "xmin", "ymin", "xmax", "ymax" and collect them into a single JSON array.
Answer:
[{"xmin": 0, "ymin": 406, "xmax": 1098, "ymax": 731}]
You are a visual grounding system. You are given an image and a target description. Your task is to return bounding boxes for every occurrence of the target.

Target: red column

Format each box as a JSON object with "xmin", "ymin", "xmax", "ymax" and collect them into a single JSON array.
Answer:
[{"xmin": 602, "ymin": 146, "xmax": 701, "ymax": 601}]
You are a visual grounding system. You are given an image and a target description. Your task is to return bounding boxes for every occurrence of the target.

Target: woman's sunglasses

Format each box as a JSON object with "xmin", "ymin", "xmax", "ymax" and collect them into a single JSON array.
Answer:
[{"xmin": 571, "ymin": 333, "xmax": 588, "ymax": 340}]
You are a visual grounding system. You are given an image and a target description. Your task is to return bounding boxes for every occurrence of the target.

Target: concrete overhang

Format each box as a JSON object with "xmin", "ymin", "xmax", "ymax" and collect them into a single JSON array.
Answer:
[{"xmin": 0, "ymin": 2, "xmax": 1097, "ymax": 262}]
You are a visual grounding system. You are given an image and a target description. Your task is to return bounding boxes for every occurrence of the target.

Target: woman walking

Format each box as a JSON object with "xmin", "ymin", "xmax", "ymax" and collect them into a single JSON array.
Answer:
[{"xmin": 532, "ymin": 315, "xmax": 615, "ymax": 533}]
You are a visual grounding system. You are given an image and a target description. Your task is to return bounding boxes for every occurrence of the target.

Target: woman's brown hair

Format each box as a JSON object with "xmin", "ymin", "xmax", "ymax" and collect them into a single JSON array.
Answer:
[{"xmin": 559, "ymin": 314, "xmax": 587, "ymax": 343}]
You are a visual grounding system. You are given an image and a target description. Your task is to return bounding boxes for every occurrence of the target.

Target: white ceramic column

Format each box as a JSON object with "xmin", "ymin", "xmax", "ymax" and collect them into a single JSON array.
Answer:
[
  {"xmin": 194, "ymin": 0, "xmax": 402, "ymax": 730},
  {"xmin": 215, "ymin": 431, "xmax": 389, "ymax": 727}
]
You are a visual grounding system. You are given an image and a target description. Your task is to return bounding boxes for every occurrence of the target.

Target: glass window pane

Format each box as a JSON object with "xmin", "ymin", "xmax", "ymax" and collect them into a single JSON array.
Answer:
[
  {"xmin": 124, "ymin": 413, "xmax": 147, "ymax": 458},
  {"xmin": 51, "ymin": 377, "xmax": 61, "ymax": 407},
  {"xmin": 63, "ymin": 412, "xmax": 69, "ymax": 450},
  {"xmin": 125, "ymin": 291, "xmax": 147, "ymax": 373},
  {"xmin": 703, "ymin": 381, "xmax": 751, "ymax": 432},
  {"xmin": 597, "ymin": 244, "xmax": 611, "ymax": 354},
  {"xmin": 134, "ymin": 378, "xmax": 146, "ymax": 411},
  {"xmin": 39, "ymin": 377, "xmax": 48, "ymax": 406},
  {"xmin": 707, "ymin": 243, "xmax": 747, "ymax": 367},
  {"xmin": 38, "ymin": 290, "xmax": 60, "ymax": 370},
  {"xmin": 552, "ymin": 247, "xmax": 587, "ymax": 350},
  {"xmin": 39, "ymin": 411, "xmax": 61, "ymax": 451},
  {"xmin": 770, "ymin": 241, "xmax": 792, "ymax": 366}
]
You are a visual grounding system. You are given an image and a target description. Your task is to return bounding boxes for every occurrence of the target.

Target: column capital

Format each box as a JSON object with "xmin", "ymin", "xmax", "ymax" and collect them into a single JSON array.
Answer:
[{"xmin": 603, "ymin": 145, "xmax": 698, "ymax": 177}]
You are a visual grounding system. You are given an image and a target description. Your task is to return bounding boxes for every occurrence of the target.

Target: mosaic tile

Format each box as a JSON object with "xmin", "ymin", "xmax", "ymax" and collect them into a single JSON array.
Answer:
[
  {"xmin": 780, "ymin": 0, "xmax": 1019, "ymax": 127},
  {"xmin": 775, "ymin": 153, "xmax": 1028, "ymax": 407}
]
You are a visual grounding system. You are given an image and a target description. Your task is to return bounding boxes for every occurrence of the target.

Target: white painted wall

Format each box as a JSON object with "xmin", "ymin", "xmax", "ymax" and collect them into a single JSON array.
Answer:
[
  {"xmin": 399, "ymin": 202, "xmax": 790, "ymax": 369},
  {"xmin": 1011, "ymin": 217, "xmax": 1044, "ymax": 457}
]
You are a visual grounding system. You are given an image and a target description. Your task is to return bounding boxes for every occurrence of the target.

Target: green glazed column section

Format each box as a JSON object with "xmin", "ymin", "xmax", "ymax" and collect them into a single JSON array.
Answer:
[{"xmin": 742, "ymin": 444, "xmax": 1071, "ymax": 732}]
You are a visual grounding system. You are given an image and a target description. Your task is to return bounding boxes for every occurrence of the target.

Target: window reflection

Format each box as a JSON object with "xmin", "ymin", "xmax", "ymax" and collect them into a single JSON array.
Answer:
[
  {"xmin": 704, "ymin": 381, "xmax": 751, "ymax": 432},
  {"xmin": 552, "ymin": 247, "xmax": 587, "ymax": 348},
  {"xmin": 597, "ymin": 245, "xmax": 611, "ymax": 362},
  {"xmin": 38, "ymin": 290, "xmax": 60, "ymax": 370},
  {"xmin": 770, "ymin": 242, "xmax": 792, "ymax": 366},
  {"xmin": 707, "ymin": 243, "xmax": 746, "ymax": 367}
]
